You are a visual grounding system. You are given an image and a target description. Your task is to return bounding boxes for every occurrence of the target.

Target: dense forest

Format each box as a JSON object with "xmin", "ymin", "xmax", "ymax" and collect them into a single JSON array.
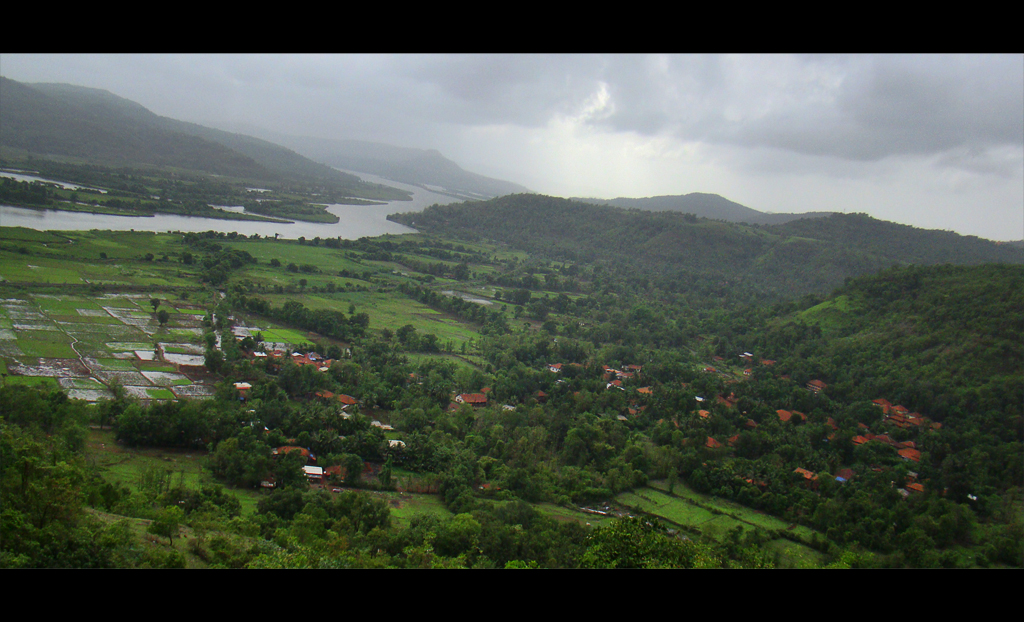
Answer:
[{"xmin": 2, "ymin": 216, "xmax": 1021, "ymax": 568}]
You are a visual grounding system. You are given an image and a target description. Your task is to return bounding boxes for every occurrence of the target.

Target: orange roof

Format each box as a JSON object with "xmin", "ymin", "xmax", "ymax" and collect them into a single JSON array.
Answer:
[
  {"xmin": 275, "ymin": 446, "xmax": 311, "ymax": 460},
  {"xmin": 315, "ymin": 391, "xmax": 358, "ymax": 405},
  {"xmin": 705, "ymin": 436, "xmax": 722, "ymax": 449},
  {"xmin": 459, "ymin": 393, "xmax": 487, "ymax": 404},
  {"xmin": 898, "ymin": 448, "xmax": 921, "ymax": 462},
  {"xmin": 638, "ymin": 387, "xmax": 653, "ymax": 395},
  {"xmin": 794, "ymin": 467, "xmax": 817, "ymax": 480},
  {"xmin": 906, "ymin": 482, "xmax": 924, "ymax": 493},
  {"xmin": 777, "ymin": 409, "xmax": 793, "ymax": 422},
  {"xmin": 698, "ymin": 410, "xmax": 711, "ymax": 419}
]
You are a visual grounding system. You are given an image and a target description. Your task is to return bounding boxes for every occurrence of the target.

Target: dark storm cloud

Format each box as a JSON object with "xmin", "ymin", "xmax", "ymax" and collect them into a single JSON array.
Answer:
[
  {"xmin": 727, "ymin": 55, "xmax": 1023, "ymax": 162},
  {"xmin": 8, "ymin": 54, "xmax": 1016, "ymax": 166},
  {"xmin": 578, "ymin": 54, "xmax": 1023, "ymax": 164}
]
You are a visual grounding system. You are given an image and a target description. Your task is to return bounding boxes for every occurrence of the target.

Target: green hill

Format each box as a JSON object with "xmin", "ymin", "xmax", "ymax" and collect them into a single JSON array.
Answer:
[
  {"xmin": 391, "ymin": 194, "xmax": 1024, "ymax": 300},
  {"xmin": 0, "ymin": 77, "xmax": 410, "ymax": 201},
  {"xmin": 577, "ymin": 193, "xmax": 834, "ymax": 225}
]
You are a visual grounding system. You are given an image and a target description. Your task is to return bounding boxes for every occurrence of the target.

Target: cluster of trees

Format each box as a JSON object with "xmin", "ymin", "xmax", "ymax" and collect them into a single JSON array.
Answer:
[{"xmin": 5, "ymin": 213, "xmax": 1023, "ymax": 568}]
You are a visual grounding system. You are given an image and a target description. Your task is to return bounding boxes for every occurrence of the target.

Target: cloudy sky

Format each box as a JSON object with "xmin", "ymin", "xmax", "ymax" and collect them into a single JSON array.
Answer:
[{"xmin": 3, "ymin": 54, "xmax": 1022, "ymax": 240}]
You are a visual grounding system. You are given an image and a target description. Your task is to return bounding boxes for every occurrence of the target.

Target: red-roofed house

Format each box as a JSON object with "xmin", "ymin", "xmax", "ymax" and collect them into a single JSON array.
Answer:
[
  {"xmin": 794, "ymin": 467, "xmax": 816, "ymax": 480},
  {"xmin": 807, "ymin": 379, "xmax": 827, "ymax": 393},
  {"xmin": 717, "ymin": 393, "xmax": 738, "ymax": 408},
  {"xmin": 705, "ymin": 437, "xmax": 722, "ymax": 449},
  {"xmin": 274, "ymin": 446, "xmax": 313, "ymax": 462},
  {"xmin": 777, "ymin": 409, "xmax": 804, "ymax": 423},
  {"xmin": 898, "ymin": 448, "xmax": 921, "ymax": 462},
  {"xmin": 456, "ymin": 393, "xmax": 488, "ymax": 407}
]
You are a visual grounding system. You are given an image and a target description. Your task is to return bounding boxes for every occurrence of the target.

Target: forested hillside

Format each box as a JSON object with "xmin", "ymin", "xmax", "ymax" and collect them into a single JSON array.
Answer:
[
  {"xmin": 577, "ymin": 193, "xmax": 834, "ymax": 225},
  {"xmin": 3, "ymin": 227, "xmax": 1020, "ymax": 568},
  {"xmin": 391, "ymin": 194, "xmax": 1024, "ymax": 300},
  {"xmin": 0, "ymin": 77, "xmax": 411, "ymax": 202}
]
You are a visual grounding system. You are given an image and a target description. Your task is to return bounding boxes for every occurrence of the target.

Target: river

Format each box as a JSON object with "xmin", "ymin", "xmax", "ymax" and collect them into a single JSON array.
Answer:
[{"xmin": 0, "ymin": 170, "xmax": 464, "ymax": 239}]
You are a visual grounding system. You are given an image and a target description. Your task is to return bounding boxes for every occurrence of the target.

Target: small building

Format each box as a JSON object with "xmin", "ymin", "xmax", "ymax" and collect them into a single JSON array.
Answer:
[
  {"xmin": 898, "ymin": 448, "xmax": 922, "ymax": 462},
  {"xmin": 807, "ymin": 379, "xmax": 827, "ymax": 393},
  {"xmin": 455, "ymin": 393, "xmax": 488, "ymax": 407},
  {"xmin": 274, "ymin": 446, "xmax": 313, "ymax": 462}
]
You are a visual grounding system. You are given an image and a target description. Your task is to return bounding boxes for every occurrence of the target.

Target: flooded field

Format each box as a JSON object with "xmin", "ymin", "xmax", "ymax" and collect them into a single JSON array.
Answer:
[{"xmin": 0, "ymin": 293, "xmax": 217, "ymax": 402}]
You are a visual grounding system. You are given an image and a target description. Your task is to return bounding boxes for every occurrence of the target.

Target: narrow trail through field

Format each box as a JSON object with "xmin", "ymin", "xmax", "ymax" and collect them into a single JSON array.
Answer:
[{"xmin": 30, "ymin": 297, "xmax": 90, "ymax": 374}]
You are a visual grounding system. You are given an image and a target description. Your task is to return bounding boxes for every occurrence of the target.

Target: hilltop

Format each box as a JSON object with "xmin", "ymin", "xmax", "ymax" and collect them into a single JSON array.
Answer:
[{"xmin": 576, "ymin": 193, "xmax": 833, "ymax": 226}]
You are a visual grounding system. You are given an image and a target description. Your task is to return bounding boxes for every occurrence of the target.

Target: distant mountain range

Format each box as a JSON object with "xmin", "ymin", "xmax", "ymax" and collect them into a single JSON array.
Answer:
[
  {"xmin": 0, "ymin": 76, "xmax": 409, "ymax": 200},
  {"xmin": 217, "ymin": 125, "xmax": 533, "ymax": 201},
  {"xmin": 574, "ymin": 193, "xmax": 834, "ymax": 226},
  {"xmin": 0, "ymin": 75, "xmax": 531, "ymax": 203}
]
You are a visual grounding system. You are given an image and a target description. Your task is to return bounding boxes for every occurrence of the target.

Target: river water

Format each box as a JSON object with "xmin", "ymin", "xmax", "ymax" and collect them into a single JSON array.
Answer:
[{"xmin": 0, "ymin": 170, "xmax": 463, "ymax": 239}]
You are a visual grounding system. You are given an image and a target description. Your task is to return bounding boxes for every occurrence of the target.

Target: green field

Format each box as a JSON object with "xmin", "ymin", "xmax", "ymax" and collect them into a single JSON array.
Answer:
[
  {"xmin": 620, "ymin": 481, "xmax": 827, "ymax": 568},
  {"xmin": 0, "ymin": 289, "xmax": 213, "ymax": 403},
  {"xmin": 86, "ymin": 428, "xmax": 263, "ymax": 516},
  {"xmin": 534, "ymin": 502, "xmax": 618, "ymax": 529}
]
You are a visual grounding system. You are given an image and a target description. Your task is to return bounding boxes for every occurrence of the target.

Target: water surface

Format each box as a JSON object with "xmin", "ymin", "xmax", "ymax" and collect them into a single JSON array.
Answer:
[{"xmin": 0, "ymin": 169, "xmax": 463, "ymax": 239}]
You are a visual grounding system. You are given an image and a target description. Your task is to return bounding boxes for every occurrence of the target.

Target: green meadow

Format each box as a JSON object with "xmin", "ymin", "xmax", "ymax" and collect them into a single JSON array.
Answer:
[{"xmin": 621, "ymin": 481, "xmax": 827, "ymax": 568}]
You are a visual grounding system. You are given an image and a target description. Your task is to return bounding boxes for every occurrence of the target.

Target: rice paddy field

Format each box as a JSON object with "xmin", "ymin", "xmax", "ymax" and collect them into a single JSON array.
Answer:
[
  {"xmin": 0, "ymin": 292, "xmax": 216, "ymax": 401},
  {"xmin": 619, "ymin": 481, "xmax": 827, "ymax": 568}
]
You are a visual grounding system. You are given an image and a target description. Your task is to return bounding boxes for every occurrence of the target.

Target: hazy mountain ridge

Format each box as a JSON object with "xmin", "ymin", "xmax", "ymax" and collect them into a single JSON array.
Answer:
[
  {"xmin": 221, "ymin": 125, "xmax": 533, "ymax": 200},
  {"xmin": 0, "ymin": 77, "xmax": 268, "ymax": 178},
  {"xmin": 575, "ymin": 193, "xmax": 834, "ymax": 226},
  {"xmin": 0, "ymin": 77, "xmax": 410, "ymax": 200}
]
